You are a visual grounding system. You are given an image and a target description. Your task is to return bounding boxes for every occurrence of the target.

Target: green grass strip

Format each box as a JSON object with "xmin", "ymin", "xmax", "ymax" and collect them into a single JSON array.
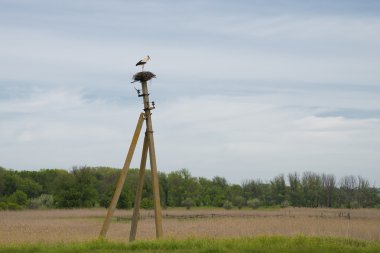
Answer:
[{"xmin": 1, "ymin": 236, "xmax": 380, "ymax": 253}]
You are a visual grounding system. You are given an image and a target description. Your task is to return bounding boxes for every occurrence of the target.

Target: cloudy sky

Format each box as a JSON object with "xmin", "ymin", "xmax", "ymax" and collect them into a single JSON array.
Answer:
[{"xmin": 1, "ymin": 0, "xmax": 380, "ymax": 185}]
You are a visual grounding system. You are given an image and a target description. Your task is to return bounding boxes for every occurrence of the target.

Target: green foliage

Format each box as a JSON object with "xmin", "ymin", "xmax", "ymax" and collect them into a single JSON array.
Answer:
[
  {"xmin": 182, "ymin": 198, "xmax": 193, "ymax": 210},
  {"xmin": 270, "ymin": 174, "xmax": 286, "ymax": 205},
  {"xmin": 198, "ymin": 176, "xmax": 229, "ymax": 207},
  {"xmin": 167, "ymin": 169, "xmax": 199, "ymax": 207},
  {"xmin": 99, "ymin": 191, "xmax": 112, "ymax": 208},
  {"xmin": 54, "ymin": 167, "xmax": 98, "ymax": 208},
  {"xmin": 30, "ymin": 169, "xmax": 68, "ymax": 194},
  {"xmin": 223, "ymin": 200, "xmax": 233, "ymax": 210},
  {"xmin": 0, "ymin": 169, "xmax": 42, "ymax": 198},
  {"xmin": 288, "ymin": 172, "xmax": 303, "ymax": 207},
  {"xmin": 117, "ymin": 191, "xmax": 132, "ymax": 209},
  {"xmin": 0, "ymin": 201, "xmax": 8, "ymax": 210},
  {"xmin": 302, "ymin": 172, "xmax": 323, "ymax": 207},
  {"xmin": 247, "ymin": 198, "xmax": 261, "ymax": 209},
  {"xmin": 141, "ymin": 198, "xmax": 154, "ymax": 209},
  {"xmin": 28, "ymin": 194, "xmax": 54, "ymax": 209},
  {"xmin": 7, "ymin": 202, "xmax": 22, "ymax": 210},
  {"xmin": 242, "ymin": 179, "xmax": 271, "ymax": 205},
  {"xmin": 18, "ymin": 178, "xmax": 43, "ymax": 198},
  {"xmin": 0, "ymin": 166, "xmax": 379, "ymax": 210},
  {"xmin": 234, "ymin": 196, "xmax": 245, "ymax": 209},
  {"xmin": 7, "ymin": 190, "xmax": 28, "ymax": 206},
  {"xmin": 350, "ymin": 200, "xmax": 360, "ymax": 209},
  {"xmin": 1, "ymin": 236, "xmax": 380, "ymax": 253},
  {"xmin": 280, "ymin": 200, "xmax": 289, "ymax": 208}
]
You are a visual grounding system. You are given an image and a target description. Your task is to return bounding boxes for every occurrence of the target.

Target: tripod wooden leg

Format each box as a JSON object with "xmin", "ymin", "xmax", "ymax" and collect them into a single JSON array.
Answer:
[
  {"xmin": 99, "ymin": 113, "xmax": 145, "ymax": 238},
  {"xmin": 140, "ymin": 80, "xmax": 163, "ymax": 239},
  {"xmin": 129, "ymin": 134, "xmax": 149, "ymax": 242},
  {"xmin": 147, "ymin": 128, "xmax": 163, "ymax": 238}
]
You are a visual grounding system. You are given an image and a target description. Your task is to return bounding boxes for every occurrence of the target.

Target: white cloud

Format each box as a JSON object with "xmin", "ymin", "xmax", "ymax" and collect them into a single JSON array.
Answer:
[
  {"xmin": 2, "ymin": 8, "xmax": 380, "ymax": 86},
  {"xmin": 1, "ymin": 88, "xmax": 380, "ymax": 184},
  {"xmin": 1, "ymin": 0, "xmax": 380, "ymax": 185},
  {"xmin": 154, "ymin": 95, "xmax": 380, "ymax": 183},
  {"xmin": 205, "ymin": 15, "xmax": 380, "ymax": 43}
]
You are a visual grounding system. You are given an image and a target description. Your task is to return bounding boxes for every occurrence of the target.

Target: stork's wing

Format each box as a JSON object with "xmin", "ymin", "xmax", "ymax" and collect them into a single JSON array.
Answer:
[{"xmin": 136, "ymin": 60, "xmax": 144, "ymax": 66}]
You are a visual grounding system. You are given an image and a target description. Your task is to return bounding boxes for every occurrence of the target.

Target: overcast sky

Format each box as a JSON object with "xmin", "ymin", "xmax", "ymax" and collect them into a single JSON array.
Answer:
[{"xmin": 1, "ymin": 0, "xmax": 380, "ymax": 185}]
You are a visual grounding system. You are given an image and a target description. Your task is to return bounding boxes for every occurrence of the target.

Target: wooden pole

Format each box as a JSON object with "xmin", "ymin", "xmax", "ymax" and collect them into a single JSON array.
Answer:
[
  {"xmin": 129, "ymin": 134, "xmax": 149, "ymax": 242},
  {"xmin": 99, "ymin": 113, "xmax": 145, "ymax": 238},
  {"xmin": 141, "ymin": 81, "xmax": 163, "ymax": 238}
]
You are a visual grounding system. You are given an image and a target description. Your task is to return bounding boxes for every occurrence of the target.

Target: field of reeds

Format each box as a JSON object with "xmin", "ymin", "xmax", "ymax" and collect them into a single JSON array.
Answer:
[{"xmin": 1, "ymin": 207, "xmax": 380, "ymax": 245}]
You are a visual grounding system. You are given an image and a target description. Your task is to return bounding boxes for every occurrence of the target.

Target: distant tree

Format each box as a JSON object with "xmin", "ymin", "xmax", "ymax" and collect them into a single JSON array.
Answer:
[
  {"xmin": 210, "ymin": 177, "xmax": 228, "ymax": 207},
  {"xmin": 182, "ymin": 198, "xmax": 194, "ymax": 210},
  {"xmin": 28, "ymin": 194, "xmax": 54, "ymax": 209},
  {"xmin": 223, "ymin": 200, "xmax": 233, "ymax": 210},
  {"xmin": 72, "ymin": 167, "xmax": 99, "ymax": 207},
  {"xmin": 2, "ymin": 171, "xmax": 23, "ymax": 195},
  {"xmin": 355, "ymin": 176, "xmax": 378, "ymax": 208},
  {"xmin": 288, "ymin": 172, "xmax": 303, "ymax": 207},
  {"xmin": 228, "ymin": 184, "xmax": 243, "ymax": 205},
  {"xmin": 117, "ymin": 191, "xmax": 132, "ymax": 209},
  {"xmin": 242, "ymin": 179, "xmax": 269, "ymax": 205},
  {"xmin": 7, "ymin": 190, "xmax": 28, "ymax": 206},
  {"xmin": 302, "ymin": 172, "xmax": 323, "ymax": 207},
  {"xmin": 54, "ymin": 167, "xmax": 98, "ymax": 208},
  {"xmin": 7, "ymin": 202, "xmax": 22, "ymax": 210},
  {"xmin": 141, "ymin": 170, "xmax": 154, "ymax": 207},
  {"xmin": 280, "ymin": 200, "xmax": 289, "ymax": 208},
  {"xmin": 1, "ymin": 166, "xmax": 380, "ymax": 210},
  {"xmin": 18, "ymin": 178, "xmax": 43, "ymax": 198},
  {"xmin": 167, "ymin": 169, "xmax": 187, "ymax": 206},
  {"xmin": 247, "ymin": 198, "xmax": 261, "ymax": 209},
  {"xmin": 321, "ymin": 174, "xmax": 336, "ymax": 207},
  {"xmin": 198, "ymin": 177, "xmax": 212, "ymax": 206},
  {"xmin": 141, "ymin": 198, "xmax": 154, "ymax": 209},
  {"xmin": 93, "ymin": 167, "xmax": 119, "ymax": 208},
  {"xmin": 270, "ymin": 174, "xmax": 287, "ymax": 205},
  {"xmin": 38, "ymin": 169, "xmax": 73, "ymax": 195},
  {"xmin": 0, "ymin": 167, "xmax": 6, "ymax": 196},
  {"xmin": 234, "ymin": 196, "xmax": 246, "ymax": 209},
  {"xmin": 121, "ymin": 168, "xmax": 139, "ymax": 209},
  {"xmin": 0, "ymin": 202, "xmax": 7, "ymax": 210},
  {"xmin": 339, "ymin": 175, "xmax": 357, "ymax": 208},
  {"xmin": 158, "ymin": 171, "xmax": 169, "ymax": 208}
]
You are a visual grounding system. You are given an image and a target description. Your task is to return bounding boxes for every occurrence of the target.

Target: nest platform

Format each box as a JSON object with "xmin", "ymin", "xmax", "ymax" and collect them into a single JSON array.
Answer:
[{"xmin": 132, "ymin": 71, "xmax": 156, "ymax": 83}]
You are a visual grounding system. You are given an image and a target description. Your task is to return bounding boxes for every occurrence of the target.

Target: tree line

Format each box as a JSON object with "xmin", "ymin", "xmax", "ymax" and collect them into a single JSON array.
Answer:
[{"xmin": 0, "ymin": 166, "xmax": 379, "ymax": 210}]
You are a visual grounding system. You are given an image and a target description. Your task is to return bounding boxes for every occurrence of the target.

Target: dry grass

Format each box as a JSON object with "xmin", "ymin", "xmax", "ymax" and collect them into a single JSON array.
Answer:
[{"xmin": 1, "ymin": 208, "xmax": 379, "ymax": 244}]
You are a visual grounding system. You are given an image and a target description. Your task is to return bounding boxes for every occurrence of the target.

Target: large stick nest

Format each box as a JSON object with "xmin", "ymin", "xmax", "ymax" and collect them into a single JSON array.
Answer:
[{"xmin": 132, "ymin": 71, "xmax": 156, "ymax": 83}]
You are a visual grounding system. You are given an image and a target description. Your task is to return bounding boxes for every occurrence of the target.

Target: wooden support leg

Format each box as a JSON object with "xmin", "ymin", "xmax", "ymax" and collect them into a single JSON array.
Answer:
[
  {"xmin": 140, "ymin": 80, "xmax": 163, "ymax": 239},
  {"xmin": 129, "ymin": 134, "xmax": 149, "ymax": 242},
  {"xmin": 99, "ymin": 113, "xmax": 145, "ymax": 238},
  {"xmin": 147, "ymin": 128, "xmax": 163, "ymax": 238}
]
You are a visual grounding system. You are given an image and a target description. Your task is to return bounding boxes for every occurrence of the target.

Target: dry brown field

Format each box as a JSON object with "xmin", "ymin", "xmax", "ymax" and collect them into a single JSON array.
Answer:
[{"xmin": 1, "ymin": 208, "xmax": 380, "ymax": 244}]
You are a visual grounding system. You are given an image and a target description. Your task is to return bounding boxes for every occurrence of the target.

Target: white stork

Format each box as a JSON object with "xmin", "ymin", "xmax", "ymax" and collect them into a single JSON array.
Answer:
[{"xmin": 136, "ymin": 55, "xmax": 151, "ymax": 71}]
